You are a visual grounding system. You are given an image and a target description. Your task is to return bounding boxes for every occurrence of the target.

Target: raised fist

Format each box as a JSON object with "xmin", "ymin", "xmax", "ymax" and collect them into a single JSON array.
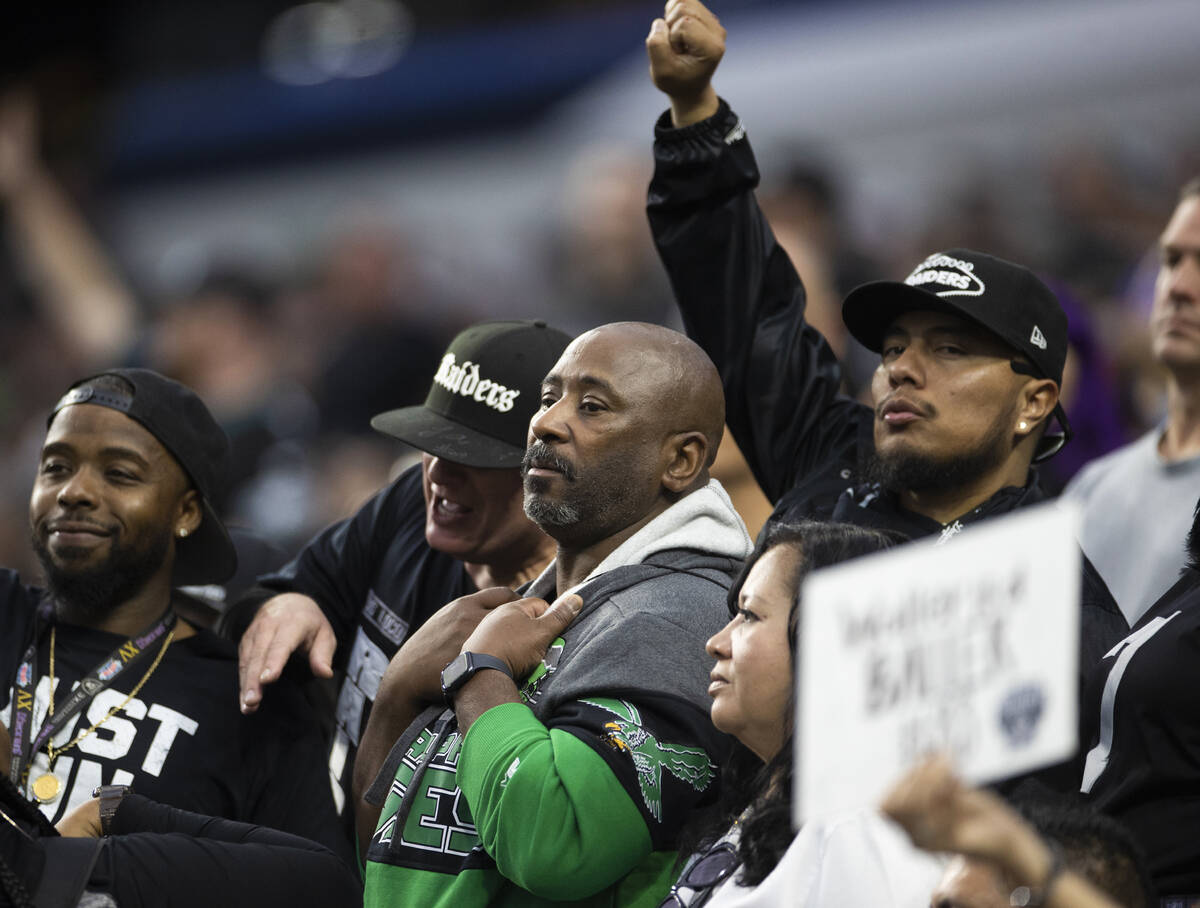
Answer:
[{"xmin": 646, "ymin": 0, "xmax": 725, "ymax": 125}]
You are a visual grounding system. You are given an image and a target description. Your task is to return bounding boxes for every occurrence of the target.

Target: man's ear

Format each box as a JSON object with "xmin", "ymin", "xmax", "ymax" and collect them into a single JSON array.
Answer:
[
  {"xmin": 662, "ymin": 431, "xmax": 709, "ymax": 494},
  {"xmin": 1014, "ymin": 379, "xmax": 1059, "ymax": 439},
  {"xmin": 175, "ymin": 489, "xmax": 203, "ymax": 538}
]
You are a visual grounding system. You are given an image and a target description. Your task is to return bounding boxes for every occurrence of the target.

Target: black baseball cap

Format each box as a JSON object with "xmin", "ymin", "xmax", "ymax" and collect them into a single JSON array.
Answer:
[
  {"xmin": 49, "ymin": 368, "xmax": 238, "ymax": 586},
  {"xmin": 370, "ymin": 319, "xmax": 571, "ymax": 468},
  {"xmin": 842, "ymin": 248, "xmax": 1072, "ymax": 462}
]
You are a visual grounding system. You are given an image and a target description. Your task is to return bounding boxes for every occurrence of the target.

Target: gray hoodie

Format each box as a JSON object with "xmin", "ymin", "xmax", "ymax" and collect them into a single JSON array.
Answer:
[
  {"xmin": 365, "ymin": 478, "xmax": 752, "ymax": 876},
  {"xmin": 520, "ymin": 478, "xmax": 752, "ymax": 719}
]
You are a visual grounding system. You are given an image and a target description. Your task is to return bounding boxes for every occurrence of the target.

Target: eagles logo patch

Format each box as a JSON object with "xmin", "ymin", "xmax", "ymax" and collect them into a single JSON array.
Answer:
[{"xmin": 582, "ymin": 698, "xmax": 715, "ymax": 822}]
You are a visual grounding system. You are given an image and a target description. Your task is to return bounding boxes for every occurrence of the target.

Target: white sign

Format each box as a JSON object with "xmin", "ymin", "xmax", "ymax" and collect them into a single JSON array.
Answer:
[{"xmin": 795, "ymin": 502, "xmax": 1081, "ymax": 823}]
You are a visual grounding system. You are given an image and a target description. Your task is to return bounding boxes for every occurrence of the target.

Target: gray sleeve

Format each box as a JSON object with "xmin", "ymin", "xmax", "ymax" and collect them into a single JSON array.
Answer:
[{"xmin": 539, "ymin": 575, "xmax": 729, "ymax": 717}]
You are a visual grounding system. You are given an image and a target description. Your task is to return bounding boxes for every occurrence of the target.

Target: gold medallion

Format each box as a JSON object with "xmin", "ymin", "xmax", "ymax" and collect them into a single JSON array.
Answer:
[{"xmin": 32, "ymin": 772, "xmax": 61, "ymax": 803}]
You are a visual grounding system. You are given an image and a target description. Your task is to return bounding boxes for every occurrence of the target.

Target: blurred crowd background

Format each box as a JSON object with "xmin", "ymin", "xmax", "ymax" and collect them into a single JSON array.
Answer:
[{"xmin": 2, "ymin": 0, "xmax": 1199, "ymax": 585}]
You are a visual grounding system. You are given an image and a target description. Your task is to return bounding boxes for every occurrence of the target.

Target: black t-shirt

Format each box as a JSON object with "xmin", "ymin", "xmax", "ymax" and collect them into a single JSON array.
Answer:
[
  {"xmin": 1080, "ymin": 567, "xmax": 1200, "ymax": 896},
  {"xmin": 0, "ymin": 569, "xmax": 349, "ymax": 864},
  {"xmin": 256, "ymin": 463, "xmax": 475, "ymax": 825}
]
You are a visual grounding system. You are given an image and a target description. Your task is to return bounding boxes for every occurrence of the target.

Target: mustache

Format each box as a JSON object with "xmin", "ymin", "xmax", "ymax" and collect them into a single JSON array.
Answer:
[
  {"xmin": 46, "ymin": 516, "xmax": 113, "ymax": 534},
  {"xmin": 875, "ymin": 396, "xmax": 936, "ymax": 420},
  {"xmin": 522, "ymin": 441, "xmax": 576, "ymax": 481}
]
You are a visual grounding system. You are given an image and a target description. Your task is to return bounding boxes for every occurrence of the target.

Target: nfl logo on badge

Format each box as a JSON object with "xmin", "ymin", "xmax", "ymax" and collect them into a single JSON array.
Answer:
[
  {"xmin": 98, "ymin": 659, "xmax": 122, "ymax": 681},
  {"xmin": 17, "ymin": 664, "xmax": 31, "ymax": 686}
]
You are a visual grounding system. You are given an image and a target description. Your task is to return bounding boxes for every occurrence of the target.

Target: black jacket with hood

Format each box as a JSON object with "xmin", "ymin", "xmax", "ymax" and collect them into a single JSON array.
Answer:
[{"xmin": 646, "ymin": 100, "xmax": 1129, "ymax": 774}]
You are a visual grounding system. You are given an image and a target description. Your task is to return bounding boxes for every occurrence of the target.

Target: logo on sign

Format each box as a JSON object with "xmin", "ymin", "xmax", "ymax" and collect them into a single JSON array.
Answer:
[{"xmin": 998, "ymin": 683, "xmax": 1045, "ymax": 747}]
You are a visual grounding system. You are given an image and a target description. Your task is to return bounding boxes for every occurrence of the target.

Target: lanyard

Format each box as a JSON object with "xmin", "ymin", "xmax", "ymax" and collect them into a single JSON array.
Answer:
[{"xmin": 7, "ymin": 599, "xmax": 176, "ymax": 787}]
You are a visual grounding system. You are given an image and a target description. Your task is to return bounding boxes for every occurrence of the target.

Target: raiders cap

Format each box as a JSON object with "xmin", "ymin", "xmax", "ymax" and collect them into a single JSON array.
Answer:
[
  {"xmin": 370, "ymin": 320, "xmax": 571, "ymax": 468},
  {"xmin": 842, "ymin": 248, "xmax": 1071, "ymax": 461}
]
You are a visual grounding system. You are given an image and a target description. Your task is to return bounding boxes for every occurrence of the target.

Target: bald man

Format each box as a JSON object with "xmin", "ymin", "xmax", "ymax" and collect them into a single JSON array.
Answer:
[{"xmin": 355, "ymin": 323, "xmax": 752, "ymax": 907}]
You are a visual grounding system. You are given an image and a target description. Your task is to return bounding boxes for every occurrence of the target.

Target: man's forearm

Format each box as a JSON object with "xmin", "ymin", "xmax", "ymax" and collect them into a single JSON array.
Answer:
[
  {"xmin": 453, "ymin": 669, "xmax": 522, "ymax": 734},
  {"xmin": 351, "ymin": 681, "xmax": 424, "ymax": 856},
  {"xmin": 8, "ymin": 166, "xmax": 137, "ymax": 365},
  {"xmin": 457, "ymin": 703, "xmax": 652, "ymax": 899},
  {"xmin": 352, "ymin": 670, "xmax": 518, "ymax": 857}
]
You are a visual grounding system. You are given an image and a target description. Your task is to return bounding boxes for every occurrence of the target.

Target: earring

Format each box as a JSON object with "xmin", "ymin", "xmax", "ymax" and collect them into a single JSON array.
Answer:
[
  {"xmin": 1018, "ymin": 421, "xmax": 1028, "ymax": 431},
  {"xmin": 177, "ymin": 528, "xmax": 189, "ymax": 539}
]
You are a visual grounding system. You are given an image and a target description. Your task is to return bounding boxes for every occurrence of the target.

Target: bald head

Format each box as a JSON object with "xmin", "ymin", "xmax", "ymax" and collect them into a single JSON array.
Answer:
[
  {"xmin": 524, "ymin": 321, "xmax": 728, "ymax": 547},
  {"xmin": 571, "ymin": 322, "xmax": 725, "ymax": 468}
]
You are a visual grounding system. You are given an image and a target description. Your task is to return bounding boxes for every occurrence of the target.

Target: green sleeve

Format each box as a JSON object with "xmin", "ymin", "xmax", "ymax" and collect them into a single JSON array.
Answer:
[{"xmin": 458, "ymin": 701, "xmax": 652, "ymax": 900}]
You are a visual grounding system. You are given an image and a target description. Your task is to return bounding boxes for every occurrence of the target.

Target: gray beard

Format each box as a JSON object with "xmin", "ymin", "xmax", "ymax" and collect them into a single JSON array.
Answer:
[
  {"xmin": 520, "ymin": 438, "xmax": 653, "ymax": 546},
  {"xmin": 522, "ymin": 440, "xmax": 582, "ymax": 528},
  {"xmin": 523, "ymin": 495, "xmax": 581, "ymax": 529}
]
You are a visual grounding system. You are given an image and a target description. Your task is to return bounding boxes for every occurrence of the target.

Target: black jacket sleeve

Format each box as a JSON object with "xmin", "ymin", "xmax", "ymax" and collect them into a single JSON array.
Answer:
[
  {"xmin": 251, "ymin": 465, "xmax": 423, "ymax": 651},
  {"xmin": 239, "ymin": 673, "xmax": 357, "ymax": 867},
  {"xmin": 647, "ymin": 100, "xmax": 863, "ymax": 502},
  {"xmin": 1079, "ymin": 553, "xmax": 1129, "ymax": 676},
  {"xmin": 98, "ymin": 794, "xmax": 361, "ymax": 908}
]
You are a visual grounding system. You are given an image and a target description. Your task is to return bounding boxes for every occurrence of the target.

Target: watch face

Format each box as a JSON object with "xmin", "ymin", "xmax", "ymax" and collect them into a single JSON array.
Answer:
[{"xmin": 441, "ymin": 652, "xmax": 472, "ymax": 696}]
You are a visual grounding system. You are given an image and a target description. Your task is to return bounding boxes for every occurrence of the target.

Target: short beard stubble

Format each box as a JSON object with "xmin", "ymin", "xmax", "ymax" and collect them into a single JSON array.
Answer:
[
  {"xmin": 867, "ymin": 413, "xmax": 1014, "ymax": 496},
  {"xmin": 522, "ymin": 441, "xmax": 581, "ymax": 528},
  {"xmin": 521, "ymin": 439, "xmax": 650, "ymax": 544},
  {"xmin": 32, "ymin": 528, "xmax": 171, "ymax": 624}
]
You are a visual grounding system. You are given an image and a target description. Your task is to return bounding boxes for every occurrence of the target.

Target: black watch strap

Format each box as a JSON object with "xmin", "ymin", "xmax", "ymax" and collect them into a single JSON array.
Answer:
[
  {"xmin": 92, "ymin": 784, "xmax": 133, "ymax": 836},
  {"xmin": 441, "ymin": 652, "xmax": 514, "ymax": 704}
]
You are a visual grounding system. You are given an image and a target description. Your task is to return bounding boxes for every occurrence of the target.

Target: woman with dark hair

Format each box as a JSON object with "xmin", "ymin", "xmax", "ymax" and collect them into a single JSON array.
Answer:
[{"xmin": 659, "ymin": 520, "xmax": 944, "ymax": 907}]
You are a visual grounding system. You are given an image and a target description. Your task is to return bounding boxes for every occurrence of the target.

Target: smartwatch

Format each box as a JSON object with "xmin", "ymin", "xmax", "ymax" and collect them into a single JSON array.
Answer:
[
  {"xmin": 92, "ymin": 784, "xmax": 134, "ymax": 836},
  {"xmin": 441, "ymin": 652, "xmax": 514, "ymax": 704}
]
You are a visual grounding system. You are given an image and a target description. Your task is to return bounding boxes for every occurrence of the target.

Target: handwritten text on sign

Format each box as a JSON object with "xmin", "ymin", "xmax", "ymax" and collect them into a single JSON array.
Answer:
[{"xmin": 795, "ymin": 502, "xmax": 1081, "ymax": 822}]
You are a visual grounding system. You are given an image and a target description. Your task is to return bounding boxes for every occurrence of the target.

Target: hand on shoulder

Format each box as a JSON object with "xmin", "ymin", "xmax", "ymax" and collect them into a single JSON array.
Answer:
[{"xmin": 238, "ymin": 592, "xmax": 336, "ymax": 714}]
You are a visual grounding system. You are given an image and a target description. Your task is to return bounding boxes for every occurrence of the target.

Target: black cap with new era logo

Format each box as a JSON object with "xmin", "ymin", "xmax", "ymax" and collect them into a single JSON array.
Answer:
[
  {"xmin": 371, "ymin": 320, "xmax": 571, "ymax": 468},
  {"xmin": 841, "ymin": 248, "xmax": 1071, "ymax": 461}
]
